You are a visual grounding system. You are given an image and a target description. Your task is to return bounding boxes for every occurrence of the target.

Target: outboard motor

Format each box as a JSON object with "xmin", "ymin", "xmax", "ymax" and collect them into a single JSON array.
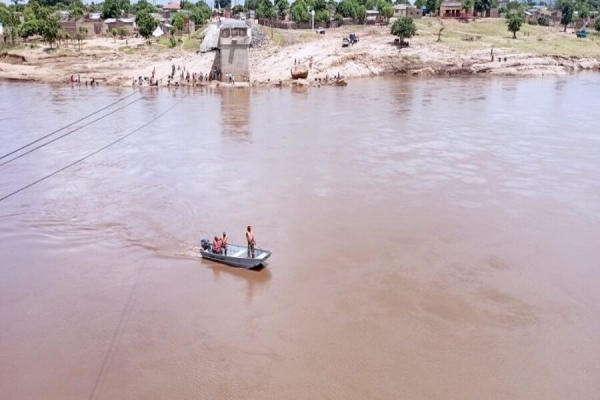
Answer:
[{"xmin": 200, "ymin": 239, "xmax": 211, "ymax": 251}]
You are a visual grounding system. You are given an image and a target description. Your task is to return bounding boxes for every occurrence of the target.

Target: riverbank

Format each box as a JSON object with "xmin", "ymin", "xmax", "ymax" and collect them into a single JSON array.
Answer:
[{"xmin": 1, "ymin": 18, "xmax": 599, "ymax": 87}]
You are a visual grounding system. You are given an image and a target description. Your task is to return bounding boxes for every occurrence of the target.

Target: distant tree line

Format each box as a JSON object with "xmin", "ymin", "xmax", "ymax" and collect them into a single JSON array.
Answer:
[
  {"xmin": 1, "ymin": 0, "xmax": 213, "ymax": 46},
  {"xmin": 244, "ymin": 0, "xmax": 405, "ymax": 24}
]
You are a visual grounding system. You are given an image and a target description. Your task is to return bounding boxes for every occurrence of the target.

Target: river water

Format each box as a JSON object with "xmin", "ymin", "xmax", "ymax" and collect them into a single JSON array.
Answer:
[{"xmin": 1, "ymin": 76, "xmax": 599, "ymax": 399}]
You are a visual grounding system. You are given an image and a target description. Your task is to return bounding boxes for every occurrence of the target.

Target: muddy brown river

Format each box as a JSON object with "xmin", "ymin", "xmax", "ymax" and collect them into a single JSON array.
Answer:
[{"xmin": 1, "ymin": 76, "xmax": 599, "ymax": 399}]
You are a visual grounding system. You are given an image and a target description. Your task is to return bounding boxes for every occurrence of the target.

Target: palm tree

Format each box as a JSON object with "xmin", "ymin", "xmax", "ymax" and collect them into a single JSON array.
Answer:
[{"xmin": 78, "ymin": 26, "xmax": 88, "ymax": 51}]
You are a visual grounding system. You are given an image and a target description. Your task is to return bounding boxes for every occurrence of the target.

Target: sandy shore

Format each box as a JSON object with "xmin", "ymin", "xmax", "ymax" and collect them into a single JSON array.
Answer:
[{"xmin": 1, "ymin": 19, "xmax": 599, "ymax": 87}]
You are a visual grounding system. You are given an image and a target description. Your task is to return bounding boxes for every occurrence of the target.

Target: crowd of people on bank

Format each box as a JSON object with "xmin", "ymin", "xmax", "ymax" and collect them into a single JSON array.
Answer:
[{"xmin": 130, "ymin": 64, "xmax": 240, "ymax": 87}]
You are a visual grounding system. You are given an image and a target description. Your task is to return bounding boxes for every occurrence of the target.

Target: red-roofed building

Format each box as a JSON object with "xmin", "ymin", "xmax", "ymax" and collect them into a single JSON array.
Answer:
[{"xmin": 163, "ymin": 2, "xmax": 181, "ymax": 11}]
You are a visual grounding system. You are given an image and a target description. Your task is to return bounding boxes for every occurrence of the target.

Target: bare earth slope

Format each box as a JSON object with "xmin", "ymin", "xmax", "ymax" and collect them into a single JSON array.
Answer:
[{"xmin": 1, "ymin": 19, "xmax": 599, "ymax": 86}]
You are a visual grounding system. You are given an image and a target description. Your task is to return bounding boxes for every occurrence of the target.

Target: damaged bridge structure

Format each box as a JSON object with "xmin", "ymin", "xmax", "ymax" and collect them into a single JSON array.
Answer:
[{"xmin": 200, "ymin": 18, "xmax": 251, "ymax": 83}]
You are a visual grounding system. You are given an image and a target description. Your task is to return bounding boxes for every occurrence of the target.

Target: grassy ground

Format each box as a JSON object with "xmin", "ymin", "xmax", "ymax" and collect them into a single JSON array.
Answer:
[
  {"xmin": 415, "ymin": 18, "xmax": 600, "ymax": 58},
  {"xmin": 155, "ymin": 36, "xmax": 178, "ymax": 48},
  {"xmin": 273, "ymin": 31, "xmax": 284, "ymax": 45},
  {"xmin": 182, "ymin": 37, "xmax": 200, "ymax": 51}
]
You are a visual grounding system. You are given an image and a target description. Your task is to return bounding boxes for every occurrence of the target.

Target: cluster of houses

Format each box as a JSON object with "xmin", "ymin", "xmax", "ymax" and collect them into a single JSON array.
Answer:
[
  {"xmin": 56, "ymin": 2, "xmax": 194, "ymax": 39},
  {"xmin": 255, "ymin": 1, "xmax": 505, "ymax": 29},
  {"xmin": 522, "ymin": 6, "xmax": 563, "ymax": 25}
]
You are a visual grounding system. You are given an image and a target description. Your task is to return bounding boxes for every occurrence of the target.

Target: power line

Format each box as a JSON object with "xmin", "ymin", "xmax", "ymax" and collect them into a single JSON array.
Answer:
[
  {"xmin": 0, "ymin": 97, "xmax": 143, "ymax": 169},
  {"xmin": 0, "ymin": 99, "xmax": 183, "ymax": 203},
  {"xmin": 0, "ymin": 90, "xmax": 140, "ymax": 161},
  {"xmin": 1, "ymin": 55, "xmax": 202, "ymax": 169}
]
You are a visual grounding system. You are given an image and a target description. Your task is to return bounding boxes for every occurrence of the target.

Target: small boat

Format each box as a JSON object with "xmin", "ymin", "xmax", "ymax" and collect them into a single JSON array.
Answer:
[{"xmin": 199, "ymin": 238, "xmax": 272, "ymax": 269}]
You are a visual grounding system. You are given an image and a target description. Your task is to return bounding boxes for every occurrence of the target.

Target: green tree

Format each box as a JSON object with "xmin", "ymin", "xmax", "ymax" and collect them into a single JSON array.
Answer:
[
  {"xmin": 380, "ymin": 4, "xmax": 394, "ymax": 22},
  {"xmin": 245, "ymin": 0, "xmax": 259, "ymax": 10},
  {"xmin": 326, "ymin": 0, "xmax": 337, "ymax": 13},
  {"xmin": 188, "ymin": 1, "xmax": 212, "ymax": 25},
  {"xmin": 77, "ymin": 26, "xmax": 88, "ymax": 51},
  {"xmin": 365, "ymin": 0, "xmax": 378, "ymax": 9},
  {"xmin": 356, "ymin": 4, "xmax": 367, "ymax": 22},
  {"xmin": 315, "ymin": 8, "xmax": 329, "ymax": 22},
  {"xmin": 414, "ymin": 0, "xmax": 425, "ymax": 9},
  {"xmin": 336, "ymin": 0, "xmax": 357, "ymax": 18},
  {"xmin": 172, "ymin": 13, "xmax": 185, "ymax": 34},
  {"xmin": 137, "ymin": 12, "xmax": 158, "ymax": 39},
  {"xmin": 537, "ymin": 16, "xmax": 549, "ymax": 26},
  {"xmin": 41, "ymin": 17, "xmax": 60, "ymax": 47},
  {"xmin": 595, "ymin": 17, "xmax": 600, "ymax": 32},
  {"xmin": 117, "ymin": 26, "xmax": 128, "ymax": 38},
  {"xmin": 425, "ymin": 0, "xmax": 440, "ymax": 14},
  {"xmin": 506, "ymin": 12, "xmax": 523, "ymax": 38},
  {"xmin": 232, "ymin": 4, "xmax": 245, "ymax": 14},
  {"xmin": 190, "ymin": 8, "xmax": 208, "ymax": 25},
  {"xmin": 70, "ymin": 6, "xmax": 84, "ymax": 19},
  {"xmin": 290, "ymin": 0, "xmax": 310, "ymax": 22},
  {"xmin": 111, "ymin": 27, "xmax": 117, "ymax": 42},
  {"xmin": 64, "ymin": 31, "xmax": 72, "ymax": 48},
  {"xmin": 558, "ymin": 0, "xmax": 575, "ymax": 32},
  {"xmin": 257, "ymin": 0, "xmax": 276, "ymax": 19},
  {"xmin": 102, "ymin": 0, "xmax": 121, "ymax": 19},
  {"xmin": 462, "ymin": 0, "xmax": 473, "ymax": 15},
  {"xmin": 391, "ymin": 16, "xmax": 416, "ymax": 52},
  {"xmin": 275, "ymin": 0, "xmax": 289, "ymax": 18},
  {"xmin": 135, "ymin": 0, "xmax": 158, "ymax": 14},
  {"xmin": 119, "ymin": 0, "xmax": 132, "ymax": 14},
  {"xmin": 19, "ymin": 19, "xmax": 39, "ymax": 39},
  {"xmin": 75, "ymin": 32, "xmax": 84, "ymax": 50},
  {"xmin": 214, "ymin": 0, "xmax": 232, "ymax": 9},
  {"xmin": 313, "ymin": 0, "xmax": 328, "ymax": 10},
  {"xmin": 577, "ymin": 3, "xmax": 590, "ymax": 20},
  {"xmin": 87, "ymin": 2, "xmax": 100, "ymax": 12},
  {"xmin": 27, "ymin": 1, "xmax": 50, "ymax": 23}
]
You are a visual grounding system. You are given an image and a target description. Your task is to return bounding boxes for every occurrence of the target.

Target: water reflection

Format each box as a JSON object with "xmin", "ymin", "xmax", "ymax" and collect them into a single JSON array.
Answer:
[
  {"xmin": 391, "ymin": 78, "xmax": 414, "ymax": 114},
  {"xmin": 291, "ymin": 85, "xmax": 309, "ymax": 96},
  {"xmin": 220, "ymin": 89, "xmax": 251, "ymax": 139},
  {"xmin": 208, "ymin": 262, "xmax": 272, "ymax": 304}
]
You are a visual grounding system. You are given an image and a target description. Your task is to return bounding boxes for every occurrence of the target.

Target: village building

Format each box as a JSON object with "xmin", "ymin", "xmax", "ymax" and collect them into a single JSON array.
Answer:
[
  {"xmin": 439, "ymin": 1, "xmax": 472, "ymax": 18},
  {"xmin": 104, "ymin": 17, "xmax": 135, "ymax": 34},
  {"xmin": 162, "ymin": 2, "xmax": 181, "ymax": 19},
  {"xmin": 394, "ymin": 4, "xmax": 422, "ymax": 18},
  {"xmin": 366, "ymin": 10, "xmax": 381, "ymax": 23},
  {"xmin": 59, "ymin": 14, "xmax": 104, "ymax": 37}
]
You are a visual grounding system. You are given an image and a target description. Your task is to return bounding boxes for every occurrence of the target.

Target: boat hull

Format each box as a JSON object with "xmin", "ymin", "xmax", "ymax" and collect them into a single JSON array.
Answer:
[{"xmin": 199, "ymin": 241, "xmax": 272, "ymax": 269}]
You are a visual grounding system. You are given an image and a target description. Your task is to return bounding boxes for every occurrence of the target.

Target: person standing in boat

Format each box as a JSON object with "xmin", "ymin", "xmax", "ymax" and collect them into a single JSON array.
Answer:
[
  {"xmin": 212, "ymin": 236, "xmax": 222, "ymax": 254},
  {"xmin": 221, "ymin": 232, "xmax": 228, "ymax": 255},
  {"xmin": 246, "ymin": 226, "xmax": 255, "ymax": 258}
]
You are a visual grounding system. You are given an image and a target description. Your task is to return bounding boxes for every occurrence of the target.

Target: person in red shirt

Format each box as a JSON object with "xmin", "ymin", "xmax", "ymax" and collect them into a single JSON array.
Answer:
[{"xmin": 212, "ymin": 236, "xmax": 222, "ymax": 254}]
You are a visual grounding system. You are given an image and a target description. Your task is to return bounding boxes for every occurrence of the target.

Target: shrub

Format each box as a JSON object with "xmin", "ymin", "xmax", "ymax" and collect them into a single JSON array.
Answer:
[{"xmin": 537, "ymin": 16, "xmax": 549, "ymax": 26}]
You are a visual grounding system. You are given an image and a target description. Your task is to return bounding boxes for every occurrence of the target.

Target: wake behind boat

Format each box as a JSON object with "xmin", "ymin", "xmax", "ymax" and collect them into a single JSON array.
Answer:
[{"xmin": 200, "ymin": 238, "xmax": 272, "ymax": 269}]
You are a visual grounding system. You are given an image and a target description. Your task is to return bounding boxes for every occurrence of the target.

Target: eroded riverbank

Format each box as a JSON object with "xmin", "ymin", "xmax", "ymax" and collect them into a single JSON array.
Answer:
[{"xmin": 1, "ymin": 19, "xmax": 599, "ymax": 87}]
